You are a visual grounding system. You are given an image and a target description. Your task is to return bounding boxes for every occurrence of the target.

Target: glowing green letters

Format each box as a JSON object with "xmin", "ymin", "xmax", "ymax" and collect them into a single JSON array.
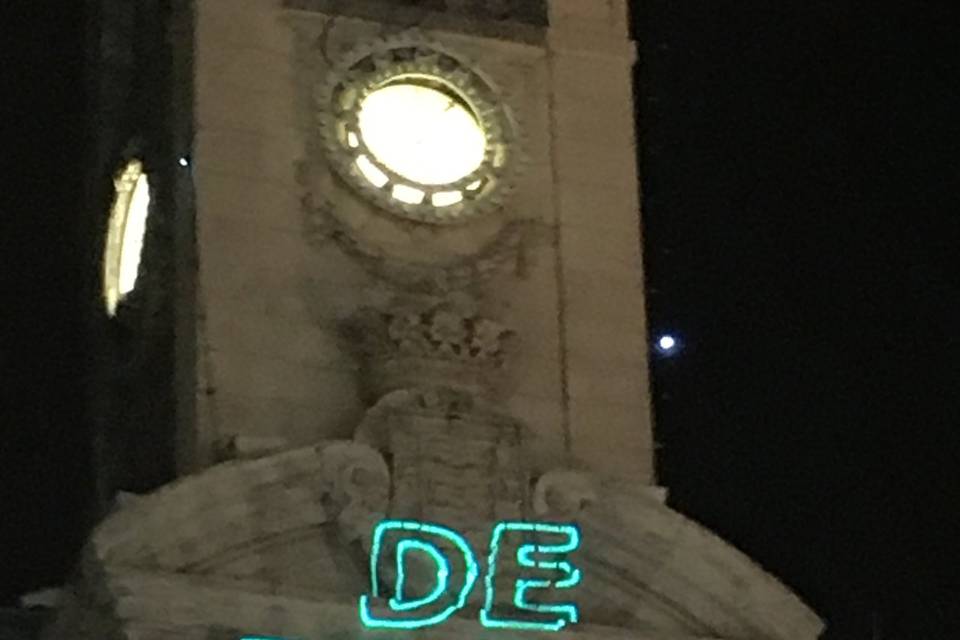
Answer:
[{"xmin": 360, "ymin": 520, "xmax": 581, "ymax": 631}]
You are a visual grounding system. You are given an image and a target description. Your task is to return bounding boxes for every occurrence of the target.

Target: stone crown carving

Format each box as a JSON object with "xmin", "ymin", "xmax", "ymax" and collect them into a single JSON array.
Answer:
[{"xmin": 346, "ymin": 296, "xmax": 515, "ymax": 398}]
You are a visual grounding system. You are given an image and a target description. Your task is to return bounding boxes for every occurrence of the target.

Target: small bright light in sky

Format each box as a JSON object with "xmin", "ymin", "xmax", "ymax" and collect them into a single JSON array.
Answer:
[
  {"xmin": 178, "ymin": 157, "xmax": 189, "ymax": 167},
  {"xmin": 657, "ymin": 335, "xmax": 678, "ymax": 353}
]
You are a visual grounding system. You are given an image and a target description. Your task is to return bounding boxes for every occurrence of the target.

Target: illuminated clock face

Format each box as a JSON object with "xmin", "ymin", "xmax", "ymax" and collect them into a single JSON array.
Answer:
[
  {"xmin": 357, "ymin": 82, "xmax": 487, "ymax": 187},
  {"xmin": 322, "ymin": 44, "xmax": 515, "ymax": 223},
  {"xmin": 103, "ymin": 160, "xmax": 151, "ymax": 316}
]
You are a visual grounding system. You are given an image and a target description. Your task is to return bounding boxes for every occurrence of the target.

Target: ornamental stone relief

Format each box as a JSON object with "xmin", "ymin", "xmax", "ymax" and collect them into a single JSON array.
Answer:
[
  {"xmin": 386, "ymin": 0, "xmax": 542, "ymax": 22},
  {"xmin": 314, "ymin": 441, "xmax": 392, "ymax": 546},
  {"xmin": 353, "ymin": 387, "xmax": 530, "ymax": 531},
  {"xmin": 344, "ymin": 294, "xmax": 516, "ymax": 400},
  {"xmin": 301, "ymin": 191, "xmax": 539, "ymax": 295},
  {"xmin": 289, "ymin": 20, "xmax": 538, "ymax": 293},
  {"xmin": 532, "ymin": 469, "xmax": 598, "ymax": 519}
]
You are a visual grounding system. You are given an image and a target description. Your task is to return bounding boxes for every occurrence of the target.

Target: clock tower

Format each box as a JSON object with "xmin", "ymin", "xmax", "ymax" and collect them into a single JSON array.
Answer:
[
  {"xmin": 180, "ymin": 0, "xmax": 657, "ymax": 485},
  {"xmin": 48, "ymin": 1, "xmax": 824, "ymax": 639}
]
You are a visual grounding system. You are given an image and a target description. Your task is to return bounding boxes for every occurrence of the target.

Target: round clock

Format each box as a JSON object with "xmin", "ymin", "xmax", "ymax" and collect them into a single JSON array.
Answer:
[
  {"xmin": 320, "ymin": 41, "xmax": 516, "ymax": 224},
  {"xmin": 357, "ymin": 80, "xmax": 486, "ymax": 189},
  {"xmin": 103, "ymin": 159, "xmax": 151, "ymax": 316}
]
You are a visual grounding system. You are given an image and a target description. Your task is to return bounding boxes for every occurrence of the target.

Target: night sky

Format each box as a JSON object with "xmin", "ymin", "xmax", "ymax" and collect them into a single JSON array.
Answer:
[
  {"xmin": 639, "ymin": 1, "xmax": 959, "ymax": 637},
  {"xmin": 3, "ymin": 1, "xmax": 958, "ymax": 638}
]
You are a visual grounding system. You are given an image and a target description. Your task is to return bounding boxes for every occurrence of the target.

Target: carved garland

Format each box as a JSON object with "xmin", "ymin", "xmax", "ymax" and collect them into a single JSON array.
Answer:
[{"xmin": 302, "ymin": 192, "xmax": 535, "ymax": 293}]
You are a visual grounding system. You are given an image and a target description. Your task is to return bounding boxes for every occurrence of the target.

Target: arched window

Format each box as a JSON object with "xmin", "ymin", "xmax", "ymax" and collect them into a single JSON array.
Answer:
[{"xmin": 103, "ymin": 159, "xmax": 151, "ymax": 316}]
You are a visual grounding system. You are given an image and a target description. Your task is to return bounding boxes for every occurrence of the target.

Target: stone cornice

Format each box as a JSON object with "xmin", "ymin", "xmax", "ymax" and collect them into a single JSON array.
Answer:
[
  {"xmin": 282, "ymin": 0, "xmax": 548, "ymax": 44},
  {"xmin": 72, "ymin": 568, "xmax": 733, "ymax": 640},
  {"xmin": 302, "ymin": 192, "xmax": 535, "ymax": 295}
]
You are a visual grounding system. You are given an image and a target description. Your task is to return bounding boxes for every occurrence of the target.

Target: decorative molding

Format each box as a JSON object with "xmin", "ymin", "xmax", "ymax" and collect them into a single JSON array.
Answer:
[
  {"xmin": 212, "ymin": 435, "xmax": 292, "ymax": 462},
  {"xmin": 317, "ymin": 441, "xmax": 392, "ymax": 546},
  {"xmin": 443, "ymin": 0, "xmax": 547, "ymax": 25},
  {"xmin": 51, "ymin": 568, "xmax": 740, "ymax": 640},
  {"xmin": 345, "ymin": 295, "xmax": 516, "ymax": 399},
  {"xmin": 354, "ymin": 387, "xmax": 530, "ymax": 531},
  {"xmin": 532, "ymin": 469, "xmax": 598, "ymax": 519},
  {"xmin": 355, "ymin": 387, "xmax": 526, "ymax": 448},
  {"xmin": 302, "ymin": 191, "xmax": 537, "ymax": 294},
  {"xmin": 282, "ymin": 0, "xmax": 549, "ymax": 43},
  {"xmin": 289, "ymin": 20, "xmax": 548, "ymax": 296},
  {"xmin": 533, "ymin": 471, "xmax": 669, "ymax": 518}
]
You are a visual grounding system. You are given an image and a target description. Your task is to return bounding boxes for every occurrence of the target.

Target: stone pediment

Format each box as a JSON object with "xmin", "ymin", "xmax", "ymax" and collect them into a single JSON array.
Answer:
[
  {"xmin": 55, "ymin": 568, "xmax": 729, "ymax": 640},
  {"xmin": 44, "ymin": 444, "xmax": 822, "ymax": 640},
  {"xmin": 187, "ymin": 524, "xmax": 366, "ymax": 598}
]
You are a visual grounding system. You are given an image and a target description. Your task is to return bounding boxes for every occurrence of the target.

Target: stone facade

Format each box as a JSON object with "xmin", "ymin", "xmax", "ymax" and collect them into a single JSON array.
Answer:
[
  {"xmin": 190, "ymin": 0, "xmax": 654, "ymax": 482},
  {"xmin": 50, "ymin": 1, "xmax": 825, "ymax": 639}
]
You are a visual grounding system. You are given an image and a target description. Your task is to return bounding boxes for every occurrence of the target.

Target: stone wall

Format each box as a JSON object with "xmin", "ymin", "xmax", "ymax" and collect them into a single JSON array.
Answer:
[{"xmin": 546, "ymin": 0, "xmax": 653, "ymax": 478}]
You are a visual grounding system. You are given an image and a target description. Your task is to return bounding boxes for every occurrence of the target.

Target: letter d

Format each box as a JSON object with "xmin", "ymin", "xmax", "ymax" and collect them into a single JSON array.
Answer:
[{"xmin": 360, "ymin": 521, "xmax": 479, "ymax": 629}]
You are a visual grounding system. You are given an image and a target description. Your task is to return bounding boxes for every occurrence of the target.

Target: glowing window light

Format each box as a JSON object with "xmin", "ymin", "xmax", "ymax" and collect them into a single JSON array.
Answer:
[
  {"xmin": 392, "ymin": 184, "xmax": 426, "ymax": 205},
  {"xmin": 103, "ymin": 160, "xmax": 151, "ymax": 317},
  {"xmin": 357, "ymin": 82, "xmax": 486, "ymax": 186},
  {"xmin": 431, "ymin": 190, "xmax": 464, "ymax": 207},
  {"xmin": 356, "ymin": 155, "xmax": 389, "ymax": 188}
]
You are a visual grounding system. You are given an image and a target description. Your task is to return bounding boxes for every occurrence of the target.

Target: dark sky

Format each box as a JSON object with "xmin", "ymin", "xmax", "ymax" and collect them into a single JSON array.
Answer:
[
  {"xmin": 2, "ymin": 0, "xmax": 93, "ymax": 607},
  {"xmin": 3, "ymin": 1, "xmax": 959, "ymax": 638},
  {"xmin": 637, "ymin": 1, "xmax": 959, "ymax": 637}
]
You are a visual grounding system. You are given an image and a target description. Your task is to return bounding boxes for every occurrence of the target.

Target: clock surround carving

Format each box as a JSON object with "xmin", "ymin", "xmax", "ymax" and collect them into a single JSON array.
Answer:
[{"xmin": 316, "ymin": 32, "xmax": 520, "ymax": 225}]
